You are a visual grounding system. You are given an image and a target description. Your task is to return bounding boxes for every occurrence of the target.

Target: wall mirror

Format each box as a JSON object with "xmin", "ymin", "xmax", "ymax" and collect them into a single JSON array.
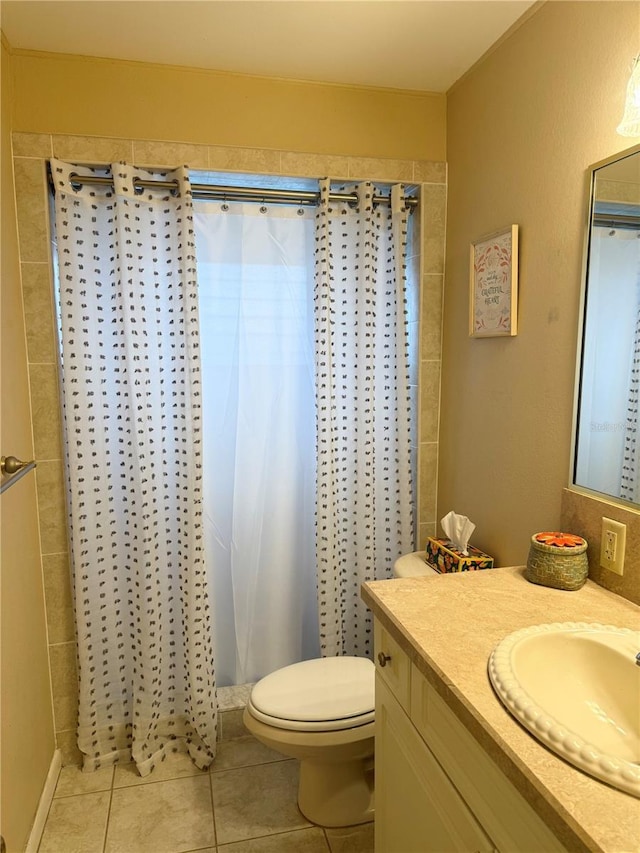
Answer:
[{"xmin": 573, "ymin": 144, "xmax": 640, "ymax": 507}]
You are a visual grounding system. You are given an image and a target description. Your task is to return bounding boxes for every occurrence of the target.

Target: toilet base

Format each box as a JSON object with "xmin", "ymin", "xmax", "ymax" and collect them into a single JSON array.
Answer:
[
  {"xmin": 298, "ymin": 755, "xmax": 374, "ymax": 827},
  {"xmin": 242, "ymin": 707, "xmax": 375, "ymax": 828}
]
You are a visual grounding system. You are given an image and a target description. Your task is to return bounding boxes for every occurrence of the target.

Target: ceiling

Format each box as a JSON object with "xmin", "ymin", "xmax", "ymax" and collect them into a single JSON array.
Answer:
[{"xmin": 0, "ymin": 0, "xmax": 537, "ymax": 93}]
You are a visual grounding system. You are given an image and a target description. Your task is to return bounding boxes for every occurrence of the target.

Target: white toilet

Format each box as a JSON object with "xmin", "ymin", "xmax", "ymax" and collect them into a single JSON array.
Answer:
[
  {"xmin": 393, "ymin": 550, "xmax": 439, "ymax": 579},
  {"xmin": 242, "ymin": 550, "xmax": 435, "ymax": 827},
  {"xmin": 243, "ymin": 656, "xmax": 375, "ymax": 826}
]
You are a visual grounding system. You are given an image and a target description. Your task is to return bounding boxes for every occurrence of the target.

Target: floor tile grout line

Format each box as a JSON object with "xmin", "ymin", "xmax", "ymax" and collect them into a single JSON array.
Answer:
[
  {"xmin": 52, "ymin": 787, "xmax": 113, "ymax": 800},
  {"xmin": 209, "ymin": 757, "xmax": 288, "ymax": 775},
  {"xmin": 100, "ymin": 766, "xmax": 116, "ymax": 853},
  {"xmin": 50, "ymin": 756, "xmax": 289, "ymax": 799},
  {"xmin": 104, "ymin": 756, "xmax": 289, "ymax": 792},
  {"xmin": 41, "ymin": 743, "xmax": 373, "ymax": 853},
  {"xmin": 323, "ymin": 826, "xmax": 331, "ymax": 851},
  {"xmin": 208, "ymin": 764, "xmax": 218, "ymax": 850},
  {"xmin": 111, "ymin": 772, "xmax": 208, "ymax": 791},
  {"xmin": 216, "ymin": 825, "xmax": 328, "ymax": 848}
]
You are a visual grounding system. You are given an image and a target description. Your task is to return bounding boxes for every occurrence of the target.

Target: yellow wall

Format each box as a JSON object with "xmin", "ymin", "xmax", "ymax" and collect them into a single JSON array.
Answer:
[
  {"xmin": 0, "ymin": 37, "xmax": 56, "ymax": 852},
  {"xmin": 441, "ymin": 1, "xmax": 640, "ymax": 575},
  {"xmin": 11, "ymin": 50, "xmax": 446, "ymax": 162}
]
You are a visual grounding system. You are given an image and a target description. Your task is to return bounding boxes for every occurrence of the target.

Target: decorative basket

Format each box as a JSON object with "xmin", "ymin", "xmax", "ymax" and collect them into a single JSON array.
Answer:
[{"xmin": 525, "ymin": 532, "xmax": 588, "ymax": 591}]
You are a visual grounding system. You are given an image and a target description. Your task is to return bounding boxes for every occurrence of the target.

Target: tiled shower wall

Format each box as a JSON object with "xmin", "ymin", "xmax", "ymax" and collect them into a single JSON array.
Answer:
[{"xmin": 12, "ymin": 131, "xmax": 447, "ymax": 764}]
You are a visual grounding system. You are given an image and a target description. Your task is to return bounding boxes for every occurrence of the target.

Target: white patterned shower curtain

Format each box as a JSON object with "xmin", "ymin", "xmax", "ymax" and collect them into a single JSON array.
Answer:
[
  {"xmin": 52, "ymin": 159, "xmax": 217, "ymax": 775},
  {"xmin": 314, "ymin": 180, "xmax": 414, "ymax": 657},
  {"xmin": 621, "ymin": 267, "xmax": 640, "ymax": 503},
  {"xmin": 578, "ymin": 227, "xmax": 640, "ymax": 501}
]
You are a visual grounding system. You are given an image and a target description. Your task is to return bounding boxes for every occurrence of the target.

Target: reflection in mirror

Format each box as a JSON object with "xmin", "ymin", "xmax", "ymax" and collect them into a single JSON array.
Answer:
[{"xmin": 574, "ymin": 146, "xmax": 640, "ymax": 506}]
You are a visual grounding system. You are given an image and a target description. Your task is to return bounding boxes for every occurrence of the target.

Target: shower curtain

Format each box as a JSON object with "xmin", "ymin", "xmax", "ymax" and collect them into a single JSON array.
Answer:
[
  {"xmin": 194, "ymin": 200, "xmax": 320, "ymax": 686},
  {"xmin": 314, "ymin": 180, "xmax": 414, "ymax": 657},
  {"xmin": 578, "ymin": 227, "xmax": 640, "ymax": 501},
  {"xmin": 621, "ymin": 261, "xmax": 640, "ymax": 504},
  {"xmin": 52, "ymin": 159, "xmax": 217, "ymax": 775}
]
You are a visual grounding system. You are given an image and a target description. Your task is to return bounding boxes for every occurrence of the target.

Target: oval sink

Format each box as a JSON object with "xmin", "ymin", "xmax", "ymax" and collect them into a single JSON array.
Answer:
[{"xmin": 488, "ymin": 622, "xmax": 640, "ymax": 798}]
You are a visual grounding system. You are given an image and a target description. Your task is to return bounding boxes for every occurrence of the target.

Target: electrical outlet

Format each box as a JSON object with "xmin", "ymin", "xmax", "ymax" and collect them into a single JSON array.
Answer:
[{"xmin": 600, "ymin": 517, "xmax": 626, "ymax": 575}]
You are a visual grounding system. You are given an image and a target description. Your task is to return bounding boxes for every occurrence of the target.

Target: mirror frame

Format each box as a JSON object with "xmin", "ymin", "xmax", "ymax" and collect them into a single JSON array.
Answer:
[{"xmin": 569, "ymin": 142, "xmax": 640, "ymax": 510}]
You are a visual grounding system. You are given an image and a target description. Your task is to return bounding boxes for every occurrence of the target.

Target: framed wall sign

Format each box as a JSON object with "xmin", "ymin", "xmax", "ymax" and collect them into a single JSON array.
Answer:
[{"xmin": 469, "ymin": 225, "xmax": 518, "ymax": 337}]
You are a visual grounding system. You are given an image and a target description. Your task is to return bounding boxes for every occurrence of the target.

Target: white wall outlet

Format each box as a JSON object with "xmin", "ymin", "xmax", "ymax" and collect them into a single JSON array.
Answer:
[{"xmin": 600, "ymin": 517, "xmax": 626, "ymax": 575}]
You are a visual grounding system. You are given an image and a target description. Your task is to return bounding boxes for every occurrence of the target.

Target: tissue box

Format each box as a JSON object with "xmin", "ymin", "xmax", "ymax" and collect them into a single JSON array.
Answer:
[{"xmin": 425, "ymin": 537, "xmax": 494, "ymax": 573}]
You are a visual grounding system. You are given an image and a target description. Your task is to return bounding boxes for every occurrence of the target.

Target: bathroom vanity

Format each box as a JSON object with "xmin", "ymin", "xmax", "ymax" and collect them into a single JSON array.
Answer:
[{"xmin": 362, "ymin": 566, "xmax": 640, "ymax": 853}]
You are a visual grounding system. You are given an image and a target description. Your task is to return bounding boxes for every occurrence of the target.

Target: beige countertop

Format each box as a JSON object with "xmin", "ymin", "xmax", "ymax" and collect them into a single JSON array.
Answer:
[{"xmin": 362, "ymin": 566, "xmax": 640, "ymax": 853}]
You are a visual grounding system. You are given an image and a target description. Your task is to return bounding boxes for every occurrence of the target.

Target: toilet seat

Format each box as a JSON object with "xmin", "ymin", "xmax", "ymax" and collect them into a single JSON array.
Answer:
[{"xmin": 248, "ymin": 656, "xmax": 375, "ymax": 732}]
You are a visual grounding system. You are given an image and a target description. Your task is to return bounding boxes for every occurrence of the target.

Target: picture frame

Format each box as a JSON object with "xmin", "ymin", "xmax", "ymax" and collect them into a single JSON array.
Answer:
[{"xmin": 469, "ymin": 225, "xmax": 518, "ymax": 337}]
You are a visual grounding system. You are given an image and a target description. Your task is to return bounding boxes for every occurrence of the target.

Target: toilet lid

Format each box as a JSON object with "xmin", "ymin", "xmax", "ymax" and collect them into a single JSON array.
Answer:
[{"xmin": 250, "ymin": 657, "xmax": 375, "ymax": 727}]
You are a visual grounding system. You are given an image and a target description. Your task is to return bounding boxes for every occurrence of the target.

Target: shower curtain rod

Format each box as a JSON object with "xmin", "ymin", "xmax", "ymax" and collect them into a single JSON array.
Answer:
[
  {"xmin": 593, "ymin": 212, "xmax": 640, "ymax": 230},
  {"xmin": 48, "ymin": 168, "xmax": 418, "ymax": 208}
]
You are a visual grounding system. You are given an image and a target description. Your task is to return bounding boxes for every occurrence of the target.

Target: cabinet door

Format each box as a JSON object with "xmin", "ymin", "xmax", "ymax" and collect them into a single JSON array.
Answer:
[
  {"xmin": 375, "ymin": 675, "xmax": 494, "ymax": 853},
  {"xmin": 374, "ymin": 619, "xmax": 411, "ymax": 712},
  {"xmin": 410, "ymin": 665, "xmax": 568, "ymax": 853}
]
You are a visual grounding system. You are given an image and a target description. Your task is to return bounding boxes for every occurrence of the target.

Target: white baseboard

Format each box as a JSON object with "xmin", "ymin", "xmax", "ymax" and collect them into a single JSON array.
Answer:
[{"xmin": 25, "ymin": 748, "xmax": 61, "ymax": 853}]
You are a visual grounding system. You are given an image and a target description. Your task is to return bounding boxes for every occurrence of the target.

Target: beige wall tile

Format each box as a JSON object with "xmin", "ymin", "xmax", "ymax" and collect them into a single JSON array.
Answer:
[
  {"xmin": 348, "ymin": 157, "xmax": 414, "ymax": 182},
  {"xmin": 423, "ymin": 179, "xmax": 446, "ymax": 229},
  {"xmin": 407, "ymin": 315, "xmax": 420, "ymax": 385},
  {"xmin": 13, "ymin": 157, "xmax": 49, "ymax": 263},
  {"xmin": 56, "ymin": 729, "xmax": 83, "ymax": 767},
  {"xmin": 421, "ymin": 183, "xmax": 447, "ymax": 275},
  {"xmin": 133, "ymin": 140, "xmax": 208, "ymax": 169},
  {"xmin": 36, "ymin": 460, "xmax": 68, "ymax": 554},
  {"xmin": 420, "ymin": 274, "xmax": 443, "ymax": 361},
  {"xmin": 12, "ymin": 132, "xmax": 53, "ymax": 158},
  {"xmin": 419, "ymin": 361, "xmax": 441, "ymax": 444},
  {"xmin": 52, "ymin": 135, "xmax": 133, "ymax": 163},
  {"xmin": 419, "ymin": 442, "xmax": 438, "ymax": 525},
  {"xmin": 561, "ymin": 488, "xmax": 640, "ymax": 605},
  {"xmin": 413, "ymin": 161, "xmax": 447, "ymax": 184},
  {"xmin": 419, "ymin": 521, "xmax": 437, "ymax": 549},
  {"xmin": 21, "ymin": 262, "xmax": 57, "ymax": 364},
  {"xmin": 208, "ymin": 145, "xmax": 281, "ymax": 174},
  {"xmin": 423, "ymin": 235, "xmax": 445, "ymax": 276},
  {"xmin": 280, "ymin": 151, "xmax": 350, "ymax": 179},
  {"xmin": 49, "ymin": 641, "xmax": 78, "ymax": 733},
  {"xmin": 30, "ymin": 362, "xmax": 63, "ymax": 460},
  {"xmin": 217, "ymin": 683, "xmax": 252, "ymax": 711},
  {"xmin": 43, "ymin": 552, "xmax": 75, "ymax": 645},
  {"xmin": 53, "ymin": 686, "xmax": 78, "ymax": 734}
]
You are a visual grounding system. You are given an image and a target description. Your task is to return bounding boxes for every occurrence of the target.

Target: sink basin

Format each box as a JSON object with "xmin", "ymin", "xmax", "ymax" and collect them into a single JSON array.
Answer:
[{"xmin": 489, "ymin": 622, "xmax": 640, "ymax": 797}]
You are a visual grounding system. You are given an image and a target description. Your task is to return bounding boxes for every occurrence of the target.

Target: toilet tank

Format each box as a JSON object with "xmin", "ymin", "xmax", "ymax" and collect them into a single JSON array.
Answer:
[{"xmin": 393, "ymin": 551, "xmax": 439, "ymax": 579}]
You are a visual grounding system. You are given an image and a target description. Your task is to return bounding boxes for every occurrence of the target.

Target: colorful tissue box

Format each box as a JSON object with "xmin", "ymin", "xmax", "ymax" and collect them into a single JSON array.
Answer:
[{"xmin": 425, "ymin": 537, "xmax": 494, "ymax": 573}]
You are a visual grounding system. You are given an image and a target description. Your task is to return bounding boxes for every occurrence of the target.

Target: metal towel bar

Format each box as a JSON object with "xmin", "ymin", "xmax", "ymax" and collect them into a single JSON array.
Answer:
[{"xmin": 0, "ymin": 456, "xmax": 37, "ymax": 494}]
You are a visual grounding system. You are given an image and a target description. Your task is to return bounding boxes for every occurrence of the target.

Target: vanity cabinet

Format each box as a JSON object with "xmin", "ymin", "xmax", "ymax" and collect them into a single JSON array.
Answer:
[{"xmin": 374, "ymin": 619, "xmax": 568, "ymax": 853}]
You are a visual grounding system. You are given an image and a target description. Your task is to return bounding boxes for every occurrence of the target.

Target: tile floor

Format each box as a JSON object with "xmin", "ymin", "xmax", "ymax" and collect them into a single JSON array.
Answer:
[{"xmin": 38, "ymin": 727, "xmax": 374, "ymax": 853}]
